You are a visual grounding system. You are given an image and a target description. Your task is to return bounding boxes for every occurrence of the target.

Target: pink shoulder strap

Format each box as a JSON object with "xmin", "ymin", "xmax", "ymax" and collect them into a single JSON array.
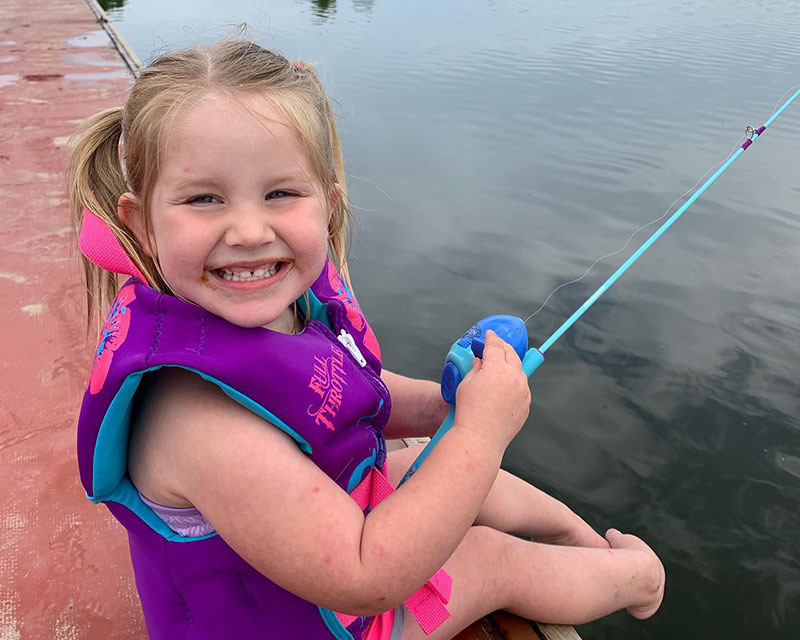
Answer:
[{"xmin": 78, "ymin": 207, "xmax": 149, "ymax": 285}]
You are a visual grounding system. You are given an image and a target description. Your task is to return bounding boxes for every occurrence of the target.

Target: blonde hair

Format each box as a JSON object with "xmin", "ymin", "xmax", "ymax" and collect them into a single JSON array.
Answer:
[{"xmin": 69, "ymin": 40, "xmax": 353, "ymax": 328}]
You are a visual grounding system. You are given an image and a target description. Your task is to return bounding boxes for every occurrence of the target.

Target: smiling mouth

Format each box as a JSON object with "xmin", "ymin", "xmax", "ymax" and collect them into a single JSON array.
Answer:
[{"xmin": 213, "ymin": 261, "xmax": 288, "ymax": 283}]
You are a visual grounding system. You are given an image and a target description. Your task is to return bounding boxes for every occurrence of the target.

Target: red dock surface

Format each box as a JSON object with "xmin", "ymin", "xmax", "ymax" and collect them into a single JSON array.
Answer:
[{"xmin": 0, "ymin": 0, "xmax": 145, "ymax": 636}]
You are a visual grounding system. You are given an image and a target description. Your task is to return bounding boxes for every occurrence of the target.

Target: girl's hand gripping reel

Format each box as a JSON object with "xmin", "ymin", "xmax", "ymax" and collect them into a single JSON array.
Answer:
[
  {"xmin": 440, "ymin": 315, "xmax": 529, "ymax": 404},
  {"xmin": 398, "ymin": 315, "xmax": 544, "ymax": 486}
]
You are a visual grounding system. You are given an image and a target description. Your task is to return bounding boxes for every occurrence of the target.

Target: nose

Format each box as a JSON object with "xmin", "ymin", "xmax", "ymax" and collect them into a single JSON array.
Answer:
[{"xmin": 224, "ymin": 204, "xmax": 276, "ymax": 249}]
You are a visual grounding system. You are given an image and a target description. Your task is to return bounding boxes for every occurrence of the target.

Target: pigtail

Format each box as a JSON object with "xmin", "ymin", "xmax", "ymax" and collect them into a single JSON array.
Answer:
[{"xmin": 68, "ymin": 107, "xmax": 160, "ymax": 333}]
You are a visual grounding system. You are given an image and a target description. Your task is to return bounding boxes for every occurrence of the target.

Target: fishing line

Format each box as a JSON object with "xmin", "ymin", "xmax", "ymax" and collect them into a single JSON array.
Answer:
[
  {"xmin": 773, "ymin": 82, "xmax": 800, "ymax": 117},
  {"xmin": 524, "ymin": 135, "xmax": 746, "ymax": 324},
  {"xmin": 525, "ymin": 85, "xmax": 800, "ymax": 328},
  {"xmin": 529, "ymin": 85, "xmax": 800, "ymax": 358}
]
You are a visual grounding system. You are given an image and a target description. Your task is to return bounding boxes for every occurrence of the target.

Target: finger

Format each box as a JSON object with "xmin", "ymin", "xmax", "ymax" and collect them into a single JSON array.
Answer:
[
  {"xmin": 497, "ymin": 338, "xmax": 517, "ymax": 364},
  {"xmin": 491, "ymin": 333, "xmax": 520, "ymax": 366},
  {"xmin": 504, "ymin": 341, "xmax": 522, "ymax": 367},
  {"xmin": 461, "ymin": 355, "xmax": 482, "ymax": 382},
  {"xmin": 480, "ymin": 330, "xmax": 503, "ymax": 364}
]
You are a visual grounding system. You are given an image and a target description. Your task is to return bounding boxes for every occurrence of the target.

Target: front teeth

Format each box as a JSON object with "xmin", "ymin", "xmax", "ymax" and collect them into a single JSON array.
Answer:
[{"xmin": 217, "ymin": 263, "xmax": 279, "ymax": 282}]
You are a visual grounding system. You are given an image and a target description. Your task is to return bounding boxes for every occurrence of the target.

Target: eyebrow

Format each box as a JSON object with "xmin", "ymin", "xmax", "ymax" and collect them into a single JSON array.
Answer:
[
  {"xmin": 168, "ymin": 178, "xmax": 221, "ymax": 191},
  {"xmin": 169, "ymin": 173, "xmax": 313, "ymax": 191}
]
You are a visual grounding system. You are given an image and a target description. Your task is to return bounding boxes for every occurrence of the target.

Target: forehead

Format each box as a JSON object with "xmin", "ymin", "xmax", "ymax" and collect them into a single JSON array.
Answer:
[{"xmin": 160, "ymin": 92, "xmax": 313, "ymax": 180}]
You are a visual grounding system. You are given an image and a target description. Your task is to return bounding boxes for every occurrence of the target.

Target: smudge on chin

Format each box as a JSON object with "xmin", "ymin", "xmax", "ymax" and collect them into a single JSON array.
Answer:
[{"xmin": 198, "ymin": 270, "xmax": 218, "ymax": 290}]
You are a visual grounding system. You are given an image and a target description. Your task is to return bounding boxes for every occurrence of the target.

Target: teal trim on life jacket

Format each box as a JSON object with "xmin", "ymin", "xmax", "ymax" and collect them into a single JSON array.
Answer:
[
  {"xmin": 93, "ymin": 370, "xmax": 142, "ymax": 498},
  {"xmin": 298, "ymin": 287, "xmax": 330, "ymax": 329},
  {"xmin": 90, "ymin": 372, "xmax": 215, "ymax": 541},
  {"xmin": 318, "ymin": 606, "xmax": 356, "ymax": 640},
  {"xmin": 91, "ymin": 365, "xmax": 313, "ymax": 541},
  {"xmin": 346, "ymin": 448, "xmax": 377, "ymax": 493},
  {"xmin": 120, "ymin": 476, "xmax": 217, "ymax": 542},
  {"xmin": 356, "ymin": 399, "xmax": 384, "ymax": 427}
]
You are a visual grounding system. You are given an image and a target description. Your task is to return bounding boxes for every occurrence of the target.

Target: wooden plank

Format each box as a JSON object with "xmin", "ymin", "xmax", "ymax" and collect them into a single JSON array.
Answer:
[
  {"xmin": 454, "ymin": 615, "xmax": 505, "ymax": 640},
  {"xmin": 490, "ymin": 611, "xmax": 543, "ymax": 639},
  {"xmin": 401, "ymin": 436, "xmax": 432, "ymax": 448},
  {"xmin": 534, "ymin": 623, "xmax": 584, "ymax": 640},
  {"xmin": 454, "ymin": 611, "xmax": 545, "ymax": 640}
]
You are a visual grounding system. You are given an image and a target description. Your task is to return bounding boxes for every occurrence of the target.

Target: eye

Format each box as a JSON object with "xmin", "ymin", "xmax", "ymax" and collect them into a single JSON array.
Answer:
[
  {"xmin": 267, "ymin": 190, "xmax": 294, "ymax": 200},
  {"xmin": 186, "ymin": 194, "xmax": 221, "ymax": 205}
]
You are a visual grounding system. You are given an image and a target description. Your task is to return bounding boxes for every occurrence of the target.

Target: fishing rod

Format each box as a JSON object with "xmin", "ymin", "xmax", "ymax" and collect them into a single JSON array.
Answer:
[{"xmin": 399, "ymin": 86, "xmax": 800, "ymax": 486}]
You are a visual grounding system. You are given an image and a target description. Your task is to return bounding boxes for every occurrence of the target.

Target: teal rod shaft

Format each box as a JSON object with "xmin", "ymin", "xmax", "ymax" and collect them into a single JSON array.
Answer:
[{"xmin": 535, "ymin": 86, "xmax": 800, "ymax": 356}]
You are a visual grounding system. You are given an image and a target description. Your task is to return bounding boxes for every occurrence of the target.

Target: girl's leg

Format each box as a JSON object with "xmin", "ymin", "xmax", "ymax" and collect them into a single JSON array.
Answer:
[
  {"xmin": 400, "ymin": 526, "xmax": 664, "ymax": 640},
  {"xmin": 387, "ymin": 445, "xmax": 607, "ymax": 548}
]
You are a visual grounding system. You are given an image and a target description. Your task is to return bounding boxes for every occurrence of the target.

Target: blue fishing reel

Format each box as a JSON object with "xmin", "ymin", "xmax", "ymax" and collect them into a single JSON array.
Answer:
[
  {"xmin": 440, "ymin": 315, "xmax": 529, "ymax": 404},
  {"xmin": 399, "ymin": 315, "xmax": 533, "ymax": 486}
]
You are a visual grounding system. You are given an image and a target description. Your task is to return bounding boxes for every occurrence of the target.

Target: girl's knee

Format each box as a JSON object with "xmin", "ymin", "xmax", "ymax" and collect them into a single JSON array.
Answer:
[
  {"xmin": 456, "ymin": 527, "xmax": 515, "ymax": 586},
  {"xmin": 463, "ymin": 525, "xmax": 504, "ymax": 551},
  {"xmin": 441, "ymin": 527, "xmax": 519, "ymax": 621}
]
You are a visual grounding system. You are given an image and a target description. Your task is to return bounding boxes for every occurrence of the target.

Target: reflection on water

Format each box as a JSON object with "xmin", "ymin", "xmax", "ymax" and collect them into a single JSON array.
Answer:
[
  {"xmin": 352, "ymin": 0, "xmax": 375, "ymax": 13},
  {"xmin": 98, "ymin": 0, "xmax": 127, "ymax": 11},
  {"xmin": 308, "ymin": 0, "xmax": 336, "ymax": 21},
  {"xmin": 305, "ymin": 0, "xmax": 375, "ymax": 22},
  {"xmin": 98, "ymin": 1, "xmax": 800, "ymax": 638}
]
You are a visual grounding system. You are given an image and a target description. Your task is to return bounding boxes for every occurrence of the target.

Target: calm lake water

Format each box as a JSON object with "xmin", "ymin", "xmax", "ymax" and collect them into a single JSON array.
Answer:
[{"xmin": 99, "ymin": 1, "xmax": 800, "ymax": 637}]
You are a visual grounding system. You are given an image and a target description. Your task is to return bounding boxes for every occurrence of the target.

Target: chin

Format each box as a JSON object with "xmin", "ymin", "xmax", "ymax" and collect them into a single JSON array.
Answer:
[
  {"xmin": 226, "ymin": 305, "xmax": 290, "ymax": 330},
  {"xmin": 223, "ymin": 313, "xmax": 282, "ymax": 330}
]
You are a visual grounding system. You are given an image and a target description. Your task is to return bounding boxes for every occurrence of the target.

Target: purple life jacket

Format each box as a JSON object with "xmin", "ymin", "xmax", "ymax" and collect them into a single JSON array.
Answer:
[{"xmin": 77, "ymin": 260, "xmax": 392, "ymax": 640}]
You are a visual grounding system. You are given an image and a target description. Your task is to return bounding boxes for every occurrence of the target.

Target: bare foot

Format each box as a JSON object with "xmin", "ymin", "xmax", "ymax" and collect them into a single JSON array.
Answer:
[{"xmin": 605, "ymin": 529, "xmax": 665, "ymax": 619}]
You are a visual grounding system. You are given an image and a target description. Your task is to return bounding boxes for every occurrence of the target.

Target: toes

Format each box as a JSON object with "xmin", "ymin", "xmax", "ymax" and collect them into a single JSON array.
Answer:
[{"xmin": 604, "ymin": 528, "xmax": 623, "ymax": 545}]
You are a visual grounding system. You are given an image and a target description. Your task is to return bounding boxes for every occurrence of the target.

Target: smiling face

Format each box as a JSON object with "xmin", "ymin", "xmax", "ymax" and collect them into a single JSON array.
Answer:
[{"xmin": 133, "ymin": 93, "xmax": 331, "ymax": 331}]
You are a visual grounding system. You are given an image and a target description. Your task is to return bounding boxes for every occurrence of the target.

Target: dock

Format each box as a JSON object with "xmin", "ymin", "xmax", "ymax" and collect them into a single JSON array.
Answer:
[
  {"xmin": 0, "ymin": 0, "xmax": 579, "ymax": 637},
  {"xmin": 0, "ymin": 0, "xmax": 144, "ymax": 637}
]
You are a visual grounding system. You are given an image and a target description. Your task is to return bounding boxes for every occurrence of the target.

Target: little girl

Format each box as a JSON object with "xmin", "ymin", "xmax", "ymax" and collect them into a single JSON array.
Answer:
[{"xmin": 70, "ymin": 40, "xmax": 664, "ymax": 640}]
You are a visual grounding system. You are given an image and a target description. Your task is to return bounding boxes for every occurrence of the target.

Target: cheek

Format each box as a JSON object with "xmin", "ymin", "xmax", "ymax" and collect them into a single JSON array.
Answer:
[
  {"xmin": 292, "ymin": 216, "xmax": 330, "ymax": 262},
  {"xmin": 150, "ymin": 222, "xmax": 205, "ymax": 282}
]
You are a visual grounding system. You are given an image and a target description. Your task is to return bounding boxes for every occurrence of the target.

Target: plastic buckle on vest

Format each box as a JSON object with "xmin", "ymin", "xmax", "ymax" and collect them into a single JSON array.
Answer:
[{"xmin": 337, "ymin": 329, "xmax": 367, "ymax": 367}]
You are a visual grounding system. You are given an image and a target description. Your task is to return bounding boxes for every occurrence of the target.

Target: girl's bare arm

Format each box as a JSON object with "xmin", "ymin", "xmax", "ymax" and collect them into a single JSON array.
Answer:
[
  {"xmin": 132, "ymin": 333, "xmax": 530, "ymax": 616},
  {"xmin": 380, "ymin": 369, "xmax": 449, "ymax": 439}
]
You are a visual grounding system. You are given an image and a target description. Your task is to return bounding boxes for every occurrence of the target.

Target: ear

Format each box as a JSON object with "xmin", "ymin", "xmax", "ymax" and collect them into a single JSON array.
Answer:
[{"xmin": 117, "ymin": 192, "xmax": 153, "ymax": 257}]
